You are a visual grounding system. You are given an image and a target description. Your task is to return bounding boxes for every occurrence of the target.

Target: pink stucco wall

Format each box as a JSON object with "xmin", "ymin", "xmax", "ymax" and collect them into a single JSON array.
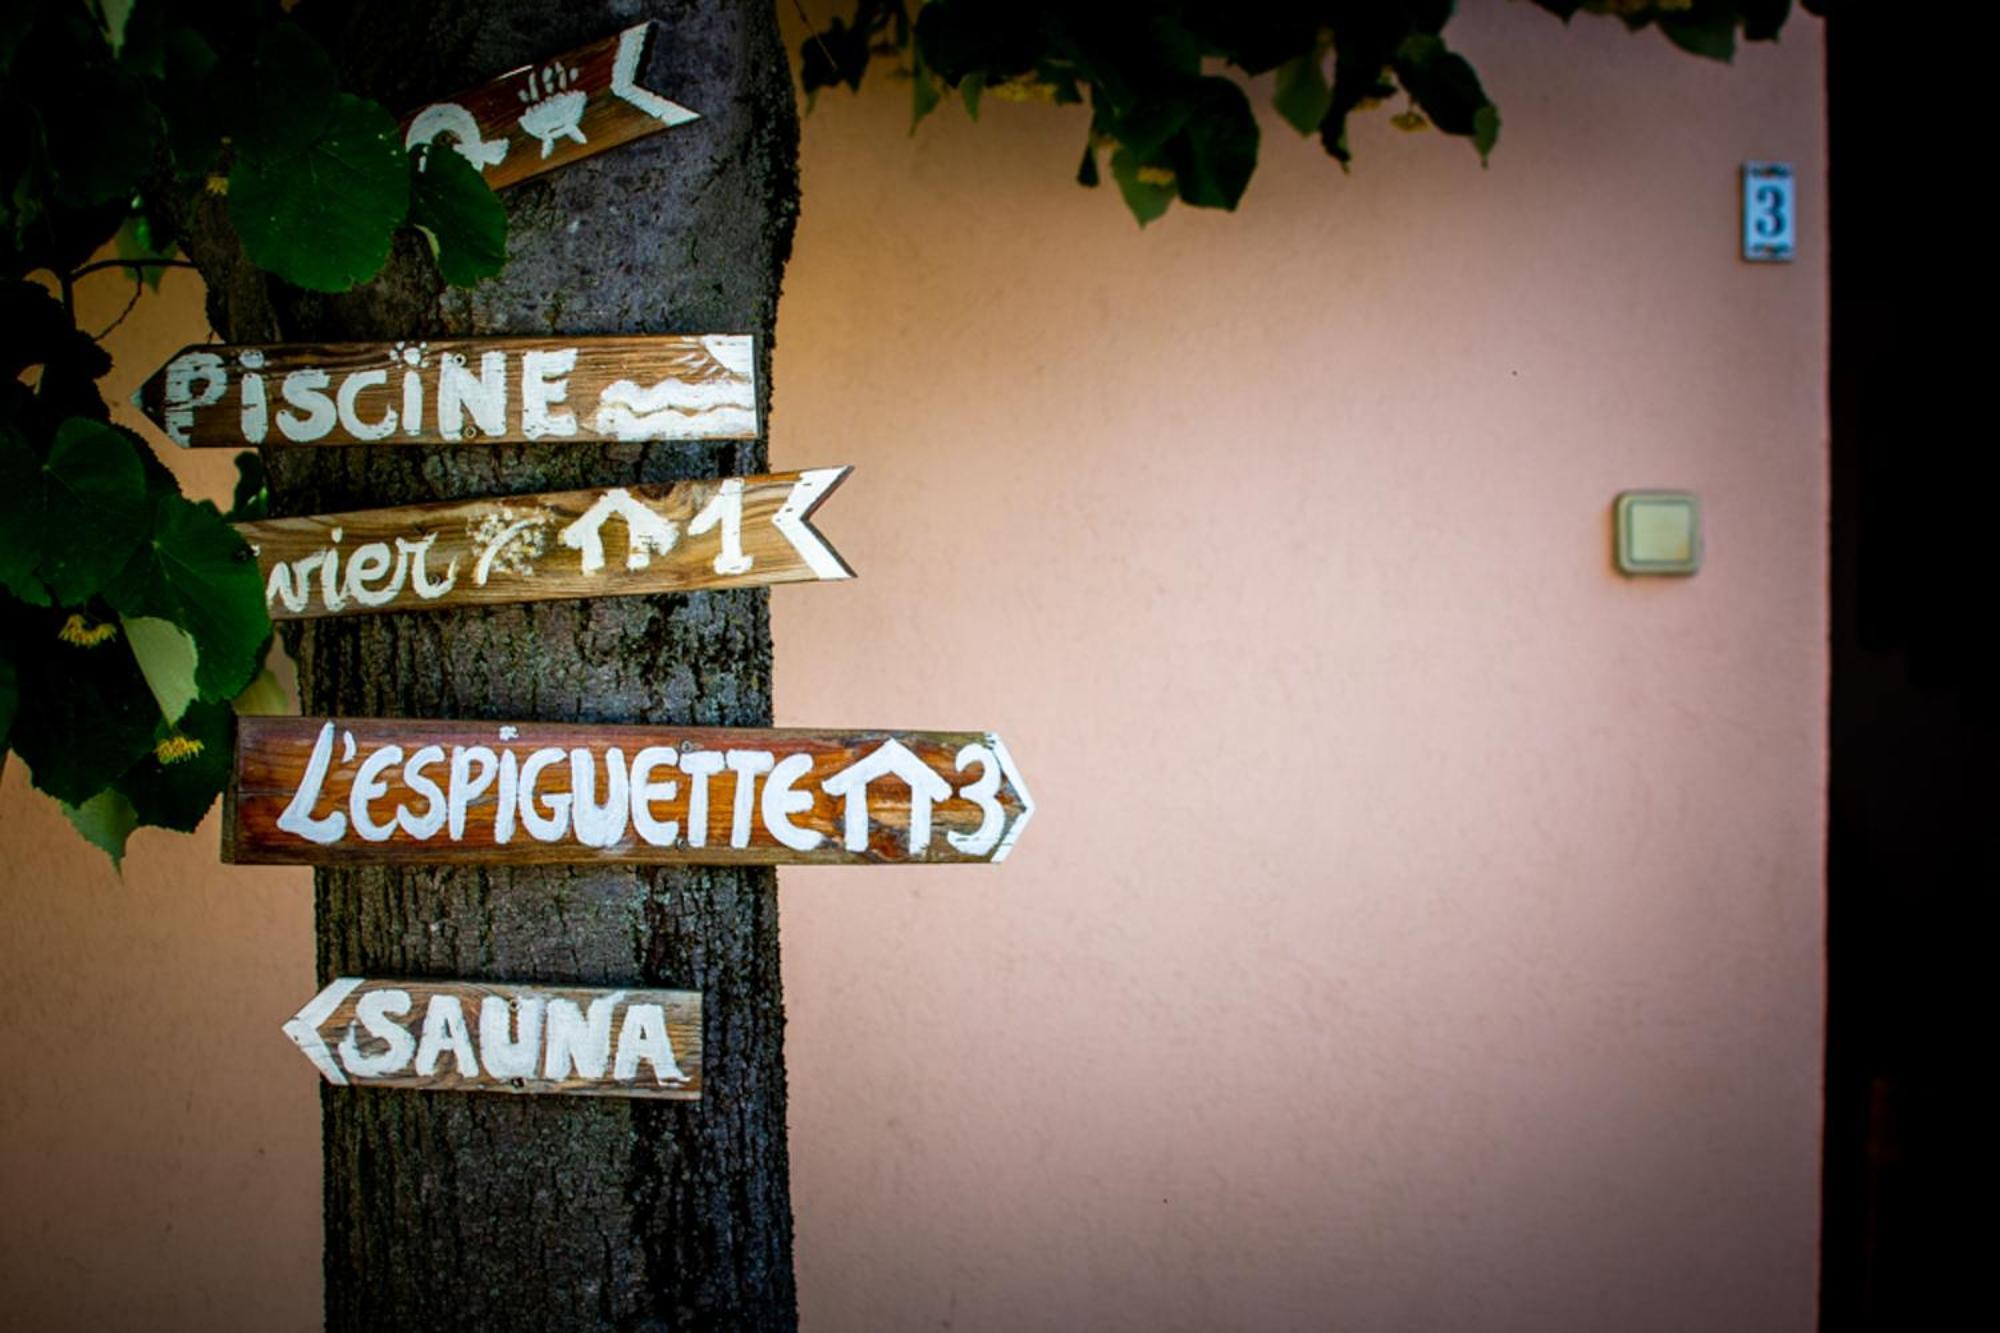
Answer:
[{"xmin": 0, "ymin": 7, "xmax": 1826, "ymax": 1329}]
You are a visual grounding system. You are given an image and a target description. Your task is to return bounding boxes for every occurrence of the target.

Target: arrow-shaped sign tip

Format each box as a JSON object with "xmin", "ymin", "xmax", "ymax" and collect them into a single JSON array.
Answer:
[
  {"xmin": 986, "ymin": 733, "xmax": 1035, "ymax": 863},
  {"xmin": 616, "ymin": 23, "xmax": 701, "ymax": 128},
  {"xmin": 284, "ymin": 977, "xmax": 363, "ymax": 1085}
]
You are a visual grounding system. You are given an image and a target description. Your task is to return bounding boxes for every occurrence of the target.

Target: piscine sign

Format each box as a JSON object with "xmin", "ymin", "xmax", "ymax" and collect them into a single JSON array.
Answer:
[
  {"xmin": 136, "ymin": 335, "xmax": 756, "ymax": 448},
  {"xmin": 286, "ymin": 978, "xmax": 701, "ymax": 1099},
  {"xmin": 403, "ymin": 21, "xmax": 699, "ymax": 191},
  {"xmin": 228, "ymin": 717, "xmax": 1035, "ymax": 866},
  {"xmin": 238, "ymin": 468, "xmax": 851, "ymax": 620}
]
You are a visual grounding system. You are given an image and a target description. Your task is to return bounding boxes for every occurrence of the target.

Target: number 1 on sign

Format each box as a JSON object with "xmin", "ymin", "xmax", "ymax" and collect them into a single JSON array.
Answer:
[{"xmin": 690, "ymin": 479, "xmax": 751, "ymax": 576}]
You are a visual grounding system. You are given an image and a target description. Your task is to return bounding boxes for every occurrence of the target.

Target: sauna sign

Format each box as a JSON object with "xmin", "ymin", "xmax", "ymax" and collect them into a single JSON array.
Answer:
[
  {"xmin": 229, "ymin": 717, "xmax": 1035, "ymax": 866},
  {"xmin": 137, "ymin": 336, "xmax": 757, "ymax": 448},
  {"xmin": 286, "ymin": 978, "xmax": 701, "ymax": 1099},
  {"xmin": 239, "ymin": 468, "xmax": 852, "ymax": 620}
]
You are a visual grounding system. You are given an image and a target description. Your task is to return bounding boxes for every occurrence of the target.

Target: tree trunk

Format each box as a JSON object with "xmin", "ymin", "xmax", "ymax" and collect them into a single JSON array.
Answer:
[{"xmin": 187, "ymin": 2, "xmax": 801, "ymax": 1327}]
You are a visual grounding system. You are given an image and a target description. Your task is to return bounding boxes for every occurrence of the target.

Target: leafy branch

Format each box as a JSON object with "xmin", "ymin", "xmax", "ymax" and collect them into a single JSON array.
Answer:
[
  {"xmin": 800, "ymin": 0, "xmax": 1820, "ymax": 226},
  {"xmin": 1, "ymin": 0, "xmax": 508, "ymax": 865}
]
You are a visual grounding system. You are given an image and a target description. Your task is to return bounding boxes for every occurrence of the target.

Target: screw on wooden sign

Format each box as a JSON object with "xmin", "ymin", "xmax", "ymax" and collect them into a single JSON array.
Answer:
[
  {"xmin": 134, "ymin": 336, "xmax": 757, "ymax": 448},
  {"xmin": 286, "ymin": 979, "xmax": 701, "ymax": 1099},
  {"xmin": 239, "ymin": 468, "xmax": 852, "ymax": 620},
  {"xmin": 402, "ymin": 21, "xmax": 699, "ymax": 191},
  {"xmin": 228, "ymin": 718, "xmax": 1035, "ymax": 866}
]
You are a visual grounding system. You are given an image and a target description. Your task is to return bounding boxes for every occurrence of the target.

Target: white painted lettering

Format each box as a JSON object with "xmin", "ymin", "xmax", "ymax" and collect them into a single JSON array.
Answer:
[
  {"xmin": 350, "ymin": 743, "xmax": 404, "ymax": 842},
  {"xmin": 335, "ymin": 368, "xmax": 397, "ymax": 440},
  {"xmin": 478, "ymin": 996, "xmax": 543, "ymax": 1078},
  {"xmin": 946, "ymin": 743, "xmax": 1006, "ymax": 857},
  {"xmin": 614, "ymin": 1003, "xmax": 687, "ymax": 1084},
  {"xmin": 689, "ymin": 478, "xmax": 753, "ymax": 576},
  {"xmin": 678, "ymin": 750, "xmax": 724, "ymax": 848},
  {"xmin": 342, "ymin": 541, "xmax": 404, "ymax": 608},
  {"xmin": 398, "ymin": 745, "xmax": 448, "ymax": 840},
  {"xmin": 570, "ymin": 746, "xmax": 629, "ymax": 849},
  {"xmin": 521, "ymin": 348, "xmax": 579, "ymax": 438},
  {"xmin": 276, "ymin": 720, "xmax": 347, "ymax": 843},
  {"xmin": 338, "ymin": 988, "xmax": 415, "ymax": 1077},
  {"xmin": 397, "ymin": 533, "xmax": 459, "ymax": 600},
  {"xmin": 543, "ymin": 993, "xmax": 620, "ymax": 1080},
  {"xmin": 160, "ymin": 350, "xmax": 227, "ymax": 446},
  {"xmin": 277, "ymin": 368, "xmax": 337, "ymax": 442},
  {"xmin": 438, "ymin": 350, "xmax": 507, "ymax": 439},
  {"xmin": 762, "ymin": 752, "xmax": 822, "ymax": 853},
  {"xmin": 629, "ymin": 746, "xmax": 681, "ymax": 846},
  {"xmin": 495, "ymin": 747, "xmax": 520, "ymax": 844},
  {"xmin": 517, "ymin": 746, "xmax": 571, "ymax": 842},
  {"xmin": 239, "ymin": 350, "xmax": 267, "ymax": 444},
  {"xmin": 724, "ymin": 749, "xmax": 775, "ymax": 849},
  {"xmin": 447, "ymin": 746, "xmax": 498, "ymax": 840},
  {"xmin": 414, "ymin": 994, "xmax": 479, "ymax": 1077}
]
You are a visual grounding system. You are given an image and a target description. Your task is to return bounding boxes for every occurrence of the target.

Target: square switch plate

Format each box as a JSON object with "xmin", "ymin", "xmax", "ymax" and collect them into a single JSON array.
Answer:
[{"xmin": 1615, "ymin": 491, "xmax": 1702, "ymax": 576}]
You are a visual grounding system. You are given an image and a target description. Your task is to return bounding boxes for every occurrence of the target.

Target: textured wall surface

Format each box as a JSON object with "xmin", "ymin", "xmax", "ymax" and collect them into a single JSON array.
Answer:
[{"xmin": 0, "ymin": 6, "xmax": 1826, "ymax": 1329}]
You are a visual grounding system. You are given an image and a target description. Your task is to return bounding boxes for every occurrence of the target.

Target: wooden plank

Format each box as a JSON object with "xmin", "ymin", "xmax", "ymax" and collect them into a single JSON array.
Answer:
[
  {"xmin": 285, "ymin": 978, "xmax": 701, "ymax": 1100},
  {"xmin": 136, "ymin": 335, "xmax": 757, "ymax": 448},
  {"xmin": 228, "ymin": 717, "xmax": 1036, "ymax": 867},
  {"xmin": 400, "ymin": 21, "xmax": 700, "ymax": 192},
  {"xmin": 239, "ymin": 467, "xmax": 852, "ymax": 620}
]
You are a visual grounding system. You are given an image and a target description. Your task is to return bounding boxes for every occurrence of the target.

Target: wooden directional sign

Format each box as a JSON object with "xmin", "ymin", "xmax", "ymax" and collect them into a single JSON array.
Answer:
[
  {"xmin": 136, "ymin": 335, "xmax": 756, "ymax": 449},
  {"xmin": 402, "ymin": 21, "xmax": 700, "ymax": 191},
  {"xmin": 286, "ymin": 978, "xmax": 701, "ymax": 1100},
  {"xmin": 239, "ymin": 467, "xmax": 851, "ymax": 620},
  {"xmin": 228, "ymin": 717, "xmax": 1035, "ymax": 867}
]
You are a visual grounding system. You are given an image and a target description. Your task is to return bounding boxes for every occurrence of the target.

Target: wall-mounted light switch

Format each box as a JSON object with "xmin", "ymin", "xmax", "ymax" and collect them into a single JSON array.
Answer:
[{"xmin": 1615, "ymin": 491, "xmax": 1702, "ymax": 576}]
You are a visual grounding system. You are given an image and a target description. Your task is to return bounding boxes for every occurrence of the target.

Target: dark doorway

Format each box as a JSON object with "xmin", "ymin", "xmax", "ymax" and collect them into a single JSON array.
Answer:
[{"xmin": 1822, "ymin": 6, "xmax": 1992, "ymax": 1328}]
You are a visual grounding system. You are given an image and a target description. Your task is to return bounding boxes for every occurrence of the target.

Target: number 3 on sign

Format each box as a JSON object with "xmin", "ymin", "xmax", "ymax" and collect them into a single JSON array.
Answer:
[{"xmin": 1742, "ymin": 162, "xmax": 1795, "ymax": 262}]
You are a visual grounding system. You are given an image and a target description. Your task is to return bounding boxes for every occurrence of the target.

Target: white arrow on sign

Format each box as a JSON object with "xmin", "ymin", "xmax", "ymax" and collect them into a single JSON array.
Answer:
[{"xmin": 283, "ymin": 976, "xmax": 363, "ymax": 1086}]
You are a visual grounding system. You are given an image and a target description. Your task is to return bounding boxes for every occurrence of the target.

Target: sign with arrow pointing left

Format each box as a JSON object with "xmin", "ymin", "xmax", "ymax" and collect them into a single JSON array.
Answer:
[
  {"xmin": 228, "ymin": 717, "xmax": 1035, "ymax": 866},
  {"xmin": 402, "ymin": 21, "xmax": 702, "ymax": 191},
  {"xmin": 238, "ymin": 467, "xmax": 852, "ymax": 620},
  {"xmin": 285, "ymin": 977, "xmax": 702, "ymax": 1099}
]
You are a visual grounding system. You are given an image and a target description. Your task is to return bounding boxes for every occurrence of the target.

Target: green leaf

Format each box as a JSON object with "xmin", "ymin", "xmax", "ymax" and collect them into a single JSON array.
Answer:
[
  {"xmin": 1166, "ymin": 78, "xmax": 1259, "ymax": 210},
  {"xmin": 911, "ymin": 55, "xmax": 942, "ymax": 132},
  {"xmin": 105, "ymin": 494, "xmax": 268, "ymax": 704},
  {"xmin": 225, "ymin": 450, "xmax": 268, "ymax": 522},
  {"xmin": 230, "ymin": 94, "xmax": 410, "ymax": 293},
  {"xmin": 406, "ymin": 144, "xmax": 506, "ymax": 288},
  {"xmin": 0, "ymin": 418, "xmax": 151, "ymax": 605},
  {"xmin": 232, "ymin": 666, "xmax": 290, "ymax": 717},
  {"xmin": 219, "ymin": 20, "xmax": 339, "ymax": 158},
  {"xmin": 98, "ymin": 0, "xmax": 137, "ymax": 53},
  {"xmin": 1274, "ymin": 50, "xmax": 1332, "ymax": 136},
  {"xmin": 1110, "ymin": 148, "xmax": 1175, "ymax": 227},
  {"xmin": 1472, "ymin": 104, "xmax": 1501, "ymax": 163},
  {"xmin": 122, "ymin": 613, "xmax": 199, "ymax": 723},
  {"xmin": 114, "ymin": 213, "xmax": 175, "ymax": 291},
  {"xmin": 961, "ymin": 72, "xmax": 985, "ymax": 120},
  {"xmin": 1393, "ymin": 33, "xmax": 1494, "ymax": 140},
  {"xmin": 44, "ymin": 65, "xmax": 161, "ymax": 208},
  {"xmin": 62, "ymin": 787, "xmax": 140, "ymax": 868},
  {"xmin": 1661, "ymin": 11, "xmax": 1738, "ymax": 61},
  {"xmin": 9, "ymin": 610, "xmax": 161, "ymax": 805},
  {"xmin": 114, "ymin": 697, "xmax": 232, "ymax": 832},
  {"xmin": 1077, "ymin": 140, "xmax": 1100, "ymax": 188}
]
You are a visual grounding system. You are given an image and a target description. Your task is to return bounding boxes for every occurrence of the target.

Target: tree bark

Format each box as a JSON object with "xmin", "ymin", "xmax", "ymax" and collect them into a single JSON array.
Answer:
[{"xmin": 187, "ymin": 2, "xmax": 801, "ymax": 1327}]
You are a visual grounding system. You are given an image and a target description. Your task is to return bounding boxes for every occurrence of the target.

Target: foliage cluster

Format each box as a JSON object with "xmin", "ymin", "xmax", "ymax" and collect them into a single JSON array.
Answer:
[
  {"xmin": 802, "ymin": 0, "xmax": 1817, "ymax": 225},
  {"xmin": 0, "ymin": 0, "xmax": 505, "ymax": 863}
]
